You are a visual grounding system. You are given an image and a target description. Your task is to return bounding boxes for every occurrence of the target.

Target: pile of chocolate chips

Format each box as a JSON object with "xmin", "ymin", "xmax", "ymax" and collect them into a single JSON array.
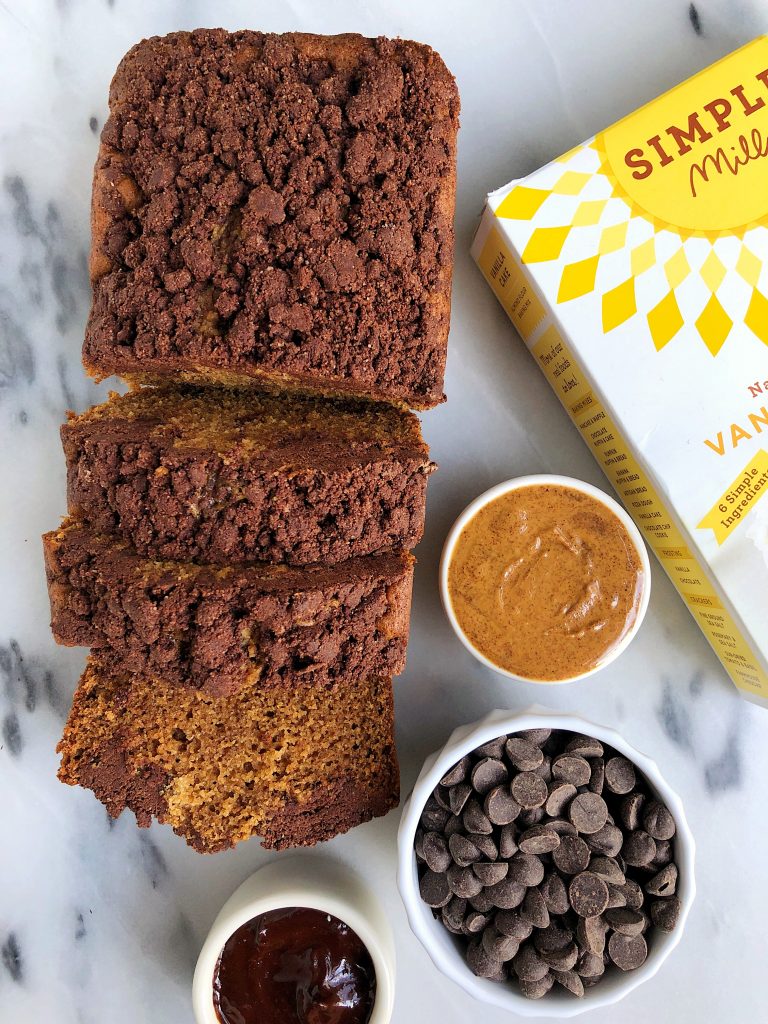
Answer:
[{"xmin": 414, "ymin": 729, "xmax": 681, "ymax": 999}]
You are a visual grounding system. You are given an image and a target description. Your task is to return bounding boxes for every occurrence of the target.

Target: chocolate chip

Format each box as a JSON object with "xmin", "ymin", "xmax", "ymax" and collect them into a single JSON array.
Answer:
[
  {"xmin": 508, "ymin": 852, "xmax": 545, "ymax": 887},
  {"xmin": 420, "ymin": 798, "xmax": 449, "ymax": 831},
  {"xmin": 440, "ymin": 755, "xmax": 471, "ymax": 787},
  {"xmin": 433, "ymin": 784, "xmax": 453, "ymax": 813},
  {"xmin": 588, "ymin": 757, "xmax": 605, "ymax": 795},
  {"xmin": 473, "ymin": 737, "xmax": 507, "ymax": 759},
  {"xmin": 447, "ymin": 864, "xmax": 483, "ymax": 899},
  {"xmin": 569, "ymin": 872, "xmax": 609, "ymax": 917},
  {"xmin": 604, "ymin": 908, "xmax": 646, "ymax": 936},
  {"xmin": 546, "ymin": 781, "xmax": 577, "ymax": 817},
  {"xmin": 462, "ymin": 798, "xmax": 493, "ymax": 835},
  {"xmin": 499, "ymin": 824, "xmax": 518, "ymax": 859},
  {"xmin": 473, "ymin": 861, "xmax": 508, "ymax": 886},
  {"xmin": 552, "ymin": 968, "xmax": 584, "ymax": 996},
  {"xmin": 463, "ymin": 910, "xmax": 489, "ymax": 934},
  {"xmin": 545, "ymin": 817, "xmax": 578, "ymax": 838},
  {"xmin": 423, "ymin": 831, "xmax": 451, "ymax": 873},
  {"xmin": 444, "ymin": 814, "xmax": 463, "ymax": 837},
  {"xmin": 642, "ymin": 799, "xmax": 676, "ymax": 841},
  {"xmin": 466, "ymin": 938, "xmax": 502, "ymax": 978},
  {"xmin": 484, "ymin": 785, "xmax": 521, "ymax": 825},
  {"xmin": 512, "ymin": 943, "xmax": 549, "ymax": 982},
  {"xmin": 619, "ymin": 792, "xmax": 645, "ymax": 831},
  {"xmin": 566, "ymin": 735, "xmax": 604, "ymax": 758},
  {"xmin": 539, "ymin": 872, "xmax": 570, "ymax": 915},
  {"xmin": 552, "ymin": 835, "xmax": 591, "ymax": 875},
  {"xmin": 518, "ymin": 974, "xmax": 554, "ymax": 999},
  {"xmin": 448, "ymin": 833, "xmax": 481, "ymax": 867},
  {"xmin": 608, "ymin": 932, "xmax": 648, "ymax": 970},
  {"xmin": 505, "ymin": 737, "xmax": 544, "ymax": 772},
  {"xmin": 468, "ymin": 833, "xmax": 498, "ymax": 860},
  {"xmin": 469, "ymin": 889, "xmax": 497, "ymax": 914},
  {"xmin": 576, "ymin": 915, "xmax": 607, "ymax": 956},
  {"xmin": 604, "ymin": 756, "xmax": 636, "ymax": 794},
  {"xmin": 419, "ymin": 870, "xmax": 451, "ymax": 907},
  {"xmin": 622, "ymin": 830, "xmax": 657, "ymax": 867},
  {"xmin": 533, "ymin": 922, "xmax": 573, "ymax": 953},
  {"xmin": 622, "ymin": 879, "xmax": 645, "ymax": 910},
  {"xmin": 510, "ymin": 772, "xmax": 548, "ymax": 809},
  {"xmin": 586, "ymin": 823, "xmax": 624, "ymax": 857},
  {"xmin": 518, "ymin": 807, "xmax": 545, "ymax": 827},
  {"xmin": 448, "ymin": 782, "xmax": 472, "ymax": 816},
  {"xmin": 588, "ymin": 856, "xmax": 625, "ymax": 886},
  {"xmin": 518, "ymin": 728, "xmax": 551, "ymax": 746},
  {"xmin": 652, "ymin": 839, "xmax": 673, "ymax": 866},
  {"xmin": 533, "ymin": 755, "xmax": 552, "ymax": 783},
  {"xmin": 482, "ymin": 926, "xmax": 519, "ymax": 962},
  {"xmin": 650, "ymin": 896, "xmax": 681, "ymax": 932},
  {"xmin": 471, "ymin": 757, "xmax": 508, "ymax": 795},
  {"xmin": 486, "ymin": 878, "xmax": 527, "ymax": 909},
  {"xmin": 521, "ymin": 887, "xmax": 550, "ymax": 929},
  {"xmin": 552, "ymin": 754, "xmax": 591, "ymax": 787},
  {"xmin": 495, "ymin": 910, "xmax": 533, "ymax": 941},
  {"xmin": 539, "ymin": 942, "xmax": 579, "ymax": 971},
  {"xmin": 442, "ymin": 896, "xmax": 467, "ymax": 931},
  {"xmin": 605, "ymin": 884, "xmax": 627, "ymax": 909},
  {"xmin": 645, "ymin": 863, "xmax": 678, "ymax": 897},
  {"xmin": 568, "ymin": 792, "xmax": 609, "ymax": 834},
  {"xmin": 414, "ymin": 827, "xmax": 425, "ymax": 861},
  {"xmin": 519, "ymin": 825, "xmax": 561, "ymax": 855},
  {"xmin": 575, "ymin": 950, "xmax": 605, "ymax": 978}
]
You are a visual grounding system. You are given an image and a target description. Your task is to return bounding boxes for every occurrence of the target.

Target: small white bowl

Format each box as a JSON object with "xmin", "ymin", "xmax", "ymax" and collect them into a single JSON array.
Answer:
[
  {"xmin": 397, "ymin": 707, "xmax": 695, "ymax": 1019},
  {"xmin": 193, "ymin": 857, "xmax": 395, "ymax": 1024},
  {"xmin": 440, "ymin": 475, "xmax": 651, "ymax": 685}
]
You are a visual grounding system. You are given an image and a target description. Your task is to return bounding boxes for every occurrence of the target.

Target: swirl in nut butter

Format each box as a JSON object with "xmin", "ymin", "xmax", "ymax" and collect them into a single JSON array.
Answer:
[{"xmin": 447, "ymin": 485, "xmax": 644, "ymax": 680}]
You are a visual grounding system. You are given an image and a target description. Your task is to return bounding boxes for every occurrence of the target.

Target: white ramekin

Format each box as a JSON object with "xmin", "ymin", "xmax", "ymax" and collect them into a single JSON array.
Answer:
[
  {"xmin": 193, "ymin": 856, "xmax": 395, "ymax": 1024},
  {"xmin": 439, "ymin": 475, "xmax": 652, "ymax": 685},
  {"xmin": 397, "ymin": 707, "xmax": 695, "ymax": 1019}
]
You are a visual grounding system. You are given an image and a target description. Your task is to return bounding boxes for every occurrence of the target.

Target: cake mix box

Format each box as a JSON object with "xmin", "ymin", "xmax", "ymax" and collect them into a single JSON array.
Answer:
[{"xmin": 472, "ymin": 37, "xmax": 768, "ymax": 705}]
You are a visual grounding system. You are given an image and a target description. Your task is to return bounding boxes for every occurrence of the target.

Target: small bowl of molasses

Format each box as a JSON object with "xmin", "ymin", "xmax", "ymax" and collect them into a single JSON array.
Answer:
[{"xmin": 193, "ymin": 857, "xmax": 395, "ymax": 1024}]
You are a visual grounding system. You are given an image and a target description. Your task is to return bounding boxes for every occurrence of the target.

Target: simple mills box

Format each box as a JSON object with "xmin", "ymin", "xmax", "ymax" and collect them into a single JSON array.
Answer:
[{"xmin": 472, "ymin": 38, "xmax": 768, "ymax": 705}]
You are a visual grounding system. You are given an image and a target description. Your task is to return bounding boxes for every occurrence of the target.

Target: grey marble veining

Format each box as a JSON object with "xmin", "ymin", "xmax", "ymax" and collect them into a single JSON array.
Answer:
[{"xmin": 1, "ymin": 2, "xmax": 767, "ymax": 1022}]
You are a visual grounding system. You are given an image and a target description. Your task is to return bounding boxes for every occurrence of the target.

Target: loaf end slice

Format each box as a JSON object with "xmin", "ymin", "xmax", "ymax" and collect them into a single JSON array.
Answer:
[
  {"xmin": 57, "ymin": 659, "xmax": 399, "ymax": 852},
  {"xmin": 84, "ymin": 29, "xmax": 459, "ymax": 408}
]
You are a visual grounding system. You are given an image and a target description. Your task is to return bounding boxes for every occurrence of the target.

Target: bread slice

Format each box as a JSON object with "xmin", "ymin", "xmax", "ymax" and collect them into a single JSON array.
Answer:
[
  {"xmin": 62, "ymin": 386, "xmax": 434, "ymax": 566},
  {"xmin": 43, "ymin": 520, "xmax": 413, "ymax": 696},
  {"xmin": 58, "ymin": 659, "xmax": 399, "ymax": 852},
  {"xmin": 84, "ymin": 29, "xmax": 459, "ymax": 408}
]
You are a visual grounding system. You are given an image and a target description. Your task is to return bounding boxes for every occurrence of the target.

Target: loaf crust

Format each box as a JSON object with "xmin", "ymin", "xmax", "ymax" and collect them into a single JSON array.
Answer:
[{"xmin": 85, "ymin": 29, "xmax": 459, "ymax": 408}]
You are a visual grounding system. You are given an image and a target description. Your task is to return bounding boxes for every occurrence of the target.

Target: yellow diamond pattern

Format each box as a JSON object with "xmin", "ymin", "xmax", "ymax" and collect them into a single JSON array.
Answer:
[
  {"xmin": 558, "ymin": 255, "xmax": 600, "ymax": 302},
  {"xmin": 665, "ymin": 248, "xmax": 691, "ymax": 289},
  {"xmin": 522, "ymin": 226, "xmax": 571, "ymax": 264},
  {"xmin": 602, "ymin": 278, "xmax": 636, "ymax": 332},
  {"xmin": 745, "ymin": 288, "xmax": 768, "ymax": 345},
  {"xmin": 572, "ymin": 199, "xmax": 608, "ymax": 227},
  {"xmin": 631, "ymin": 238, "xmax": 656, "ymax": 277},
  {"xmin": 737, "ymin": 247, "xmax": 761, "ymax": 288},
  {"xmin": 647, "ymin": 291, "xmax": 684, "ymax": 350},
  {"xmin": 700, "ymin": 250, "xmax": 727, "ymax": 292},
  {"xmin": 695, "ymin": 295, "xmax": 733, "ymax": 355},
  {"xmin": 553, "ymin": 171, "xmax": 592, "ymax": 195},
  {"xmin": 496, "ymin": 186, "xmax": 550, "ymax": 221},
  {"xmin": 598, "ymin": 221, "xmax": 629, "ymax": 254}
]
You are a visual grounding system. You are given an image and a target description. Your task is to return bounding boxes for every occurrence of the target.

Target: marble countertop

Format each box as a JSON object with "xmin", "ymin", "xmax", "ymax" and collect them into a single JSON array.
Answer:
[{"xmin": 1, "ymin": 1, "xmax": 767, "ymax": 1021}]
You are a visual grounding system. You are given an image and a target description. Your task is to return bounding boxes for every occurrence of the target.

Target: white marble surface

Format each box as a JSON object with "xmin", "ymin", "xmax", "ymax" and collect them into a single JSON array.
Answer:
[{"xmin": 1, "ymin": 1, "xmax": 767, "ymax": 1021}]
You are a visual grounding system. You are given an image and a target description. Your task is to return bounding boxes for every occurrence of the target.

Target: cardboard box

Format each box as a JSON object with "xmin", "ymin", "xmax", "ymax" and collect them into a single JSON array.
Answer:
[{"xmin": 472, "ymin": 37, "xmax": 768, "ymax": 705}]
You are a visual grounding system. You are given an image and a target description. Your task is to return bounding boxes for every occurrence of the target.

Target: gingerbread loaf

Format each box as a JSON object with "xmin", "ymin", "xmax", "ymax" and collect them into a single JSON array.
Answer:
[
  {"xmin": 58, "ymin": 658, "xmax": 399, "ymax": 852},
  {"xmin": 85, "ymin": 29, "xmax": 459, "ymax": 408},
  {"xmin": 44, "ymin": 520, "xmax": 413, "ymax": 696},
  {"xmin": 62, "ymin": 386, "xmax": 434, "ymax": 566}
]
